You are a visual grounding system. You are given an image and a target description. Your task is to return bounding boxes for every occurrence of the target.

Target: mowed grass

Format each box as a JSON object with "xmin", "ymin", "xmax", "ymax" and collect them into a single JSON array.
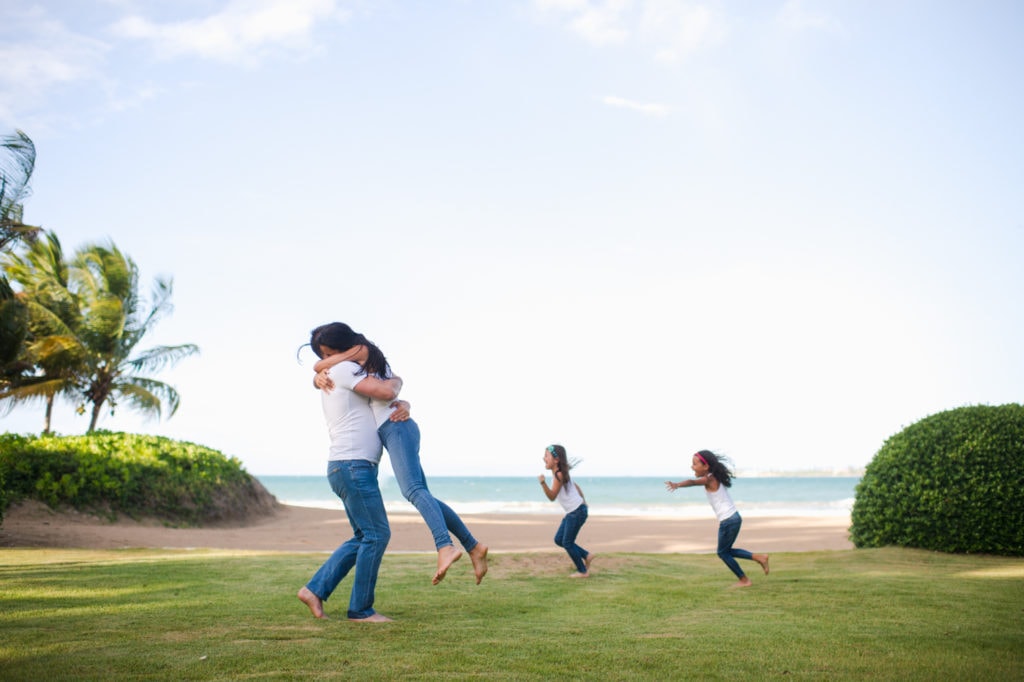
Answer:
[{"xmin": 1, "ymin": 547, "xmax": 1022, "ymax": 681}]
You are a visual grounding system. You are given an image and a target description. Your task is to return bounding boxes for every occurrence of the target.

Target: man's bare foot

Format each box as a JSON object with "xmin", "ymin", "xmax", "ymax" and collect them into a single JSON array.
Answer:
[
  {"xmin": 584, "ymin": 552, "xmax": 595, "ymax": 573},
  {"xmin": 729, "ymin": 577, "xmax": 753, "ymax": 589},
  {"xmin": 568, "ymin": 571, "xmax": 590, "ymax": 579},
  {"xmin": 432, "ymin": 545, "xmax": 463, "ymax": 585},
  {"xmin": 469, "ymin": 544, "xmax": 489, "ymax": 585},
  {"xmin": 755, "ymin": 554, "xmax": 770, "ymax": 575},
  {"xmin": 349, "ymin": 613, "xmax": 394, "ymax": 623},
  {"xmin": 298, "ymin": 587, "xmax": 327, "ymax": 619}
]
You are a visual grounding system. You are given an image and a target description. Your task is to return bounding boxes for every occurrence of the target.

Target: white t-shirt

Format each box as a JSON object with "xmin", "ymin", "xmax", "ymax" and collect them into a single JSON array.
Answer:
[
  {"xmin": 366, "ymin": 368, "xmax": 398, "ymax": 428},
  {"xmin": 556, "ymin": 477, "xmax": 585, "ymax": 514},
  {"xmin": 705, "ymin": 483, "xmax": 738, "ymax": 521},
  {"xmin": 321, "ymin": 360, "xmax": 383, "ymax": 462},
  {"xmin": 369, "ymin": 390, "xmax": 397, "ymax": 428}
]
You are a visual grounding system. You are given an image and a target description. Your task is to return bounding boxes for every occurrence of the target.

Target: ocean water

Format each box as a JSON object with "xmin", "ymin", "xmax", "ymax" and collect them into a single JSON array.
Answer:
[{"xmin": 257, "ymin": 475, "xmax": 859, "ymax": 518}]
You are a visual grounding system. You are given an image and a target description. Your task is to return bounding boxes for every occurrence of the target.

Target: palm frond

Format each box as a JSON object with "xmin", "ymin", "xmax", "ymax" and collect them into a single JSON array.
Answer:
[
  {"xmin": 128, "ymin": 343, "xmax": 200, "ymax": 374},
  {"xmin": 114, "ymin": 377, "xmax": 182, "ymax": 419},
  {"xmin": 136, "ymin": 275, "xmax": 174, "ymax": 334},
  {"xmin": 0, "ymin": 129, "xmax": 39, "ymax": 251},
  {"xmin": 1, "ymin": 130, "xmax": 35, "ymax": 217},
  {"xmin": 0, "ymin": 376, "xmax": 70, "ymax": 405}
]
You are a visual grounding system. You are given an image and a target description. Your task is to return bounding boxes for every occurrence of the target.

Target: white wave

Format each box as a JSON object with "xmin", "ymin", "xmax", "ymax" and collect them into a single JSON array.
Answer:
[{"xmin": 276, "ymin": 497, "xmax": 853, "ymax": 518}]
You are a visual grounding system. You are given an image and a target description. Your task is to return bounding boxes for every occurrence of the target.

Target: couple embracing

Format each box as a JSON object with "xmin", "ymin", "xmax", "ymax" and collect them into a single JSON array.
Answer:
[{"xmin": 297, "ymin": 322, "xmax": 488, "ymax": 622}]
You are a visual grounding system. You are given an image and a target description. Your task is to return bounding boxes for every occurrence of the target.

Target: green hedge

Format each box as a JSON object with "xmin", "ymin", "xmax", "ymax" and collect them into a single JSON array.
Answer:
[
  {"xmin": 0, "ymin": 431, "xmax": 278, "ymax": 525},
  {"xmin": 850, "ymin": 404, "xmax": 1024, "ymax": 556},
  {"xmin": 0, "ymin": 464, "xmax": 6, "ymax": 526}
]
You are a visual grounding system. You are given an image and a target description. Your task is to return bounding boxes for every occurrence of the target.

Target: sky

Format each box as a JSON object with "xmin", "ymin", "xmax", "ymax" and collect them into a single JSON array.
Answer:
[{"xmin": 1, "ymin": 1, "xmax": 1022, "ymax": 479}]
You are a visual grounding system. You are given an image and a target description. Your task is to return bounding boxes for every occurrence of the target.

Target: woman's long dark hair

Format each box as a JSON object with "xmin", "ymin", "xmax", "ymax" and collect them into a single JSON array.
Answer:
[
  {"xmin": 697, "ymin": 449, "xmax": 735, "ymax": 488},
  {"xmin": 307, "ymin": 322, "xmax": 391, "ymax": 378}
]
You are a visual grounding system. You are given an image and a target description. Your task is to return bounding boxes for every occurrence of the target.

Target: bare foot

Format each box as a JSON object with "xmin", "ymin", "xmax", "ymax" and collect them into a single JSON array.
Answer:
[
  {"xmin": 756, "ymin": 554, "xmax": 770, "ymax": 575},
  {"xmin": 349, "ymin": 613, "xmax": 394, "ymax": 623},
  {"xmin": 469, "ymin": 544, "xmax": 489, "ymax": 585},
  {"xmin": 729, "ymin": 577, "xmax": 753, "ymax": 589},
  {"xmin": 297, "ymin": 587, "xmax": 327, "ymax": 619},
  {"xmin": 584, "ymin": 552, "xmax": 595, "ymax": 573},
  {"xmin": 432, "ymin": 545, "xmax": 463, "ymax": 585},
  {"xmin": 568, "ymin": 571, "xmax": 590, "ymax": 579}
]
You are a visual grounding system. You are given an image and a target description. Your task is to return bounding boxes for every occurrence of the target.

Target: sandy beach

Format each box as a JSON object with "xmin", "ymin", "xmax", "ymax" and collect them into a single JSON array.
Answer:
[{"xmin": 0, "ymin": 500, "xmax": 852, "ymax": 553}]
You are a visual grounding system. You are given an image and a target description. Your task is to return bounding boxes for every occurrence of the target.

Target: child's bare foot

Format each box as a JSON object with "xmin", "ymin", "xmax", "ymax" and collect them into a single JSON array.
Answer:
[
  {"xmin": 584, "ymin": 552, "xmax": 595, "ymax": 572},
  {"xmin": 568, "ymin": 571, "xmax": 590, "ymax": 579},
  {"xmin": 729, "ymin": 576, "xmax": 753, "ymax": 589},
  {"xmin": 469, "ymin": 544, "xmax": 489, "ymax": 585},
  {"xmin": 432, "ymin": 545, "xmax": 463, "ymax": 585},
  {"xmin": 755, "ymin": 554, "xmax": 770, "ymax": 575},
  {"xmin": 298, "ymin": 587, "xmax": 327, "ymax": 619},
  {"xmin": 349, "ymin": 613, "xmax": 394, "ymax": 623}
]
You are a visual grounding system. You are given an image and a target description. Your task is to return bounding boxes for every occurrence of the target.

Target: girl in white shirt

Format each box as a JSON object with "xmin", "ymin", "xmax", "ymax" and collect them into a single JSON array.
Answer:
[
  {"xmin": 665, "ymin": 450, "xmax": 769, "ymax": 588},
  {"xmin": 539, "ymin": 444, "xmax": 593, "ymax": 578}
]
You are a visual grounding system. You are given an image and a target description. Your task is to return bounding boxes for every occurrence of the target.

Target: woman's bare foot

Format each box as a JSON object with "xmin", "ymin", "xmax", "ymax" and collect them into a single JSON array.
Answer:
[
  {"xmin": 755, "ymin": 554, "xmax": 770, "ymax": 575},
  {"xmin": 349, "ymin": 613, "xmax": 394, "ymax": 623},
  {"xmin": 432, "ymin": 545, "xmax": 463, "ymax": 585},
  {"xmin": 297, "ymin": 587, "xmax": 327, "ymax": 619},
  {"xmin": 469, "ymin": 544, "xmax": 489, "ymax": 585},
  {"xmin": 729, "ymin": 576, "xmax": 753, "ymax": 589},
  {"xmin": 584, "ymin": 552, "xmax": 595, "ymax": 573},
  {"xmin": 568, "ymin": 571, "xmax": 590, "ymax": 579}
]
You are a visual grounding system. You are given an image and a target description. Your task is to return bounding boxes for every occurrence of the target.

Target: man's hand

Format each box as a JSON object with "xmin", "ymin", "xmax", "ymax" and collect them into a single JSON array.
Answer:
[{"xmin": 390, "ymin": 400, "xmax": 411, "ymax": 422}]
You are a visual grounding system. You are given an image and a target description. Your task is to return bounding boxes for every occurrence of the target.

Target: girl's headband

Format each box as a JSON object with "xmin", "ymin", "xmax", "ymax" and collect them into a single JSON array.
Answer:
[
  {"xmin": 546, "ymin": 445, "xmax": 559, "ymax": 458},
  {"xmin": 694, "ymin": 452, "xmax": 708, "ymax": 466}
]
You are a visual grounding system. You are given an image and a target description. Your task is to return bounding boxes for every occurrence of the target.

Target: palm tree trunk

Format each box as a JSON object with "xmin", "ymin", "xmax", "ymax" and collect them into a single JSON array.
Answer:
[
  {"xmin": 88, "ymin": 401, "xmax": 102, "ymax": 432},
  {"xmin": 43, "ymin": 394, "xmax": 53, "ymax": 434}
]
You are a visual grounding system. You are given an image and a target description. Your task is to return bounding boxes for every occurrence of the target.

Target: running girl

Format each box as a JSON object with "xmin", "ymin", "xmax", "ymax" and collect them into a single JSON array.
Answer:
[
  {"xmin": 665, "ymin": 450, "xmax": 769, "ymax": 587},
  {"xmin": 539, "ymin": 444, "xmax": 593, "ymax": 578}
]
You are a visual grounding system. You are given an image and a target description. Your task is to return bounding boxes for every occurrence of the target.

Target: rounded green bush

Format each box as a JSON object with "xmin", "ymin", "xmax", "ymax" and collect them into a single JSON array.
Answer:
[
  {"xmin": 851, "ymin": 404, "xmax": 1024, "ymax": 555},
  {"xmin": 0, "ymin": 431, "xmax": 278, "ymax": 525}
]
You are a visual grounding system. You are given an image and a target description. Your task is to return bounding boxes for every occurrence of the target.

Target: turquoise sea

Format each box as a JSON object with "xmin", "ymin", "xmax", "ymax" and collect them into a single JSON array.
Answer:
[{"xmin": 257, "ymin": 475, "xmax": 859, "ymax": 518}]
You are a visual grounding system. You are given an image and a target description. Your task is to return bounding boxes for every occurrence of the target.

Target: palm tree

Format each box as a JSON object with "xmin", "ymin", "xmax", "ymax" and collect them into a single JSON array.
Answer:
[
  {"xmin": 1, "ymin": 233, "xmax": 82, "ymax": 431},
  {"xmin": 1, "ymin": 129, "xmax": 41, "ymax": 383},
  {"xmin": 70, "ymin": 242, "xmax": 199, "ymax": 431},
  {"xmin": 1, "ymin": 237, "xmax": 199, "ymax": 432}
]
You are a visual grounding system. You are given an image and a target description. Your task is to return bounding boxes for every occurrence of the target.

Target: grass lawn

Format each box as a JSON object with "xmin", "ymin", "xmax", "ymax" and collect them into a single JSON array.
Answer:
[{"xmin": 1, "ymin": 547, "xmax": 1022, "ymax": 680}]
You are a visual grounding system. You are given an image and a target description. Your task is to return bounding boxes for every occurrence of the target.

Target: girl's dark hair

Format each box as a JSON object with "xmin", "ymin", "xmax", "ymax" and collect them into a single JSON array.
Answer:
[
  {"xmin": 307, "ymin": 322, "xmax": 391, "ymax": 378},
  {"xmin": 547, "ymin": 444, "xmax": 572, "ymax": 485},
  {"xmin": 697, "ymin": 449, "xmax": 735, "ymax": 487}
]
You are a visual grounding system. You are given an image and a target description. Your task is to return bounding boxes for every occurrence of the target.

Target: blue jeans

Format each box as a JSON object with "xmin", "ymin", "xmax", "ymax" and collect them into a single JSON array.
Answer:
[
  {"xmin": 379, "ymin": 419, "xmax": 478, "ymax": 553},
  {"xmin": 305, "ymin": 459, "xmax": 390, "ymax": 619},
  {"xmin": 717, "ymin": 512, "xmax": 753, "ymax": 579},
  {"xmin": 554, "ymin": 504, "xmax": 590, "ymax": 573}
]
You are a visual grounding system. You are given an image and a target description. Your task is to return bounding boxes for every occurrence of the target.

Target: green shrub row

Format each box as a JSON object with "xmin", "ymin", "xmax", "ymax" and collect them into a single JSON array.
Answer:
[
  {"xmin": 0, "ymin": 431, "xmax": 278, "ymax": 525},
  {"xmin": 851, "ymin": 404, "xmax": 1024, "ymax": 556},
  {"xmin": 0, "ymin": 465, "xmax": 6, "ymax": 526}
]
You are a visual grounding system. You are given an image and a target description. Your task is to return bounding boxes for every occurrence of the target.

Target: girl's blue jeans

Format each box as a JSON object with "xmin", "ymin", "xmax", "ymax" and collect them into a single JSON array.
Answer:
[
  {"xmin": 305, "ymin": 459, "xmax": 390, "ymax": 619},
  {"xmin": 379, "ymin": 419, "xmax": 479, "ymax": 553},
  {"xmin": 717, "ymin": 511, "xmax": 754, "ymax": 579},
  {"xmin": 555, "ymin": 503, "xmax": 590, "ymax": 573}
]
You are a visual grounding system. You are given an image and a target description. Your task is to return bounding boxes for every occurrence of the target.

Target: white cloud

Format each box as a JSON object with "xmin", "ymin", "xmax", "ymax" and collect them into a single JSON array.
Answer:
[
  {"xmin": 570, "ymin": 0, "xmax": 632, "ymax": 46},
  {"xmin": 106, "ymin": 84, "xmax": 162, "ymax": 113},
  {"xmin": 602, "ymin": 95, "xmax": 669, "ymax": 116},
  {"xmin": 533, "ymin": 0, "xmax": 720, "ymax": 59},
  {"xmin": 0, "ymin": 7, "xmax": 109, "ymax": 125},
  {"xmin": 777, "ymin": 0, "xmax": 842, "ymax": 33},
  {"xmin": 533, "ymin": 0, "xmax": 632, "ymax": 46},
  {"xmin": 639, "ymin": 0, "xmax": 720, "ymax": 62},
  {"xmin": 110, "ymin": 0, "xmax": 349, "ymax": 63}
]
